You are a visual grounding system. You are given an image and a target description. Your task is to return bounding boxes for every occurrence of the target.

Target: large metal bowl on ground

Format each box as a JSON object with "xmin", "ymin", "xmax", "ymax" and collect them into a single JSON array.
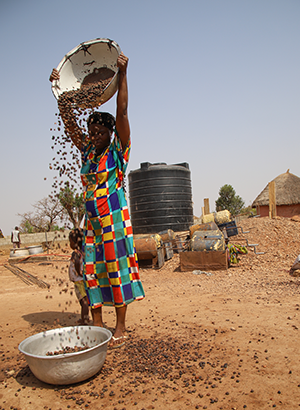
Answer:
[
  {"xmin": 26, "ymin": 245, "xmax": 43, "ymax": 255},
  {"xmin": 18, "ymin": 326, "xmax": 112, "ymax": 385},
  {"xmin": 9, "ymin": 248, "xmax": 30, "ymax": 258},
  {"xmin": 52, "ymin": 38, "xmax": 121, "ymax": 107}
]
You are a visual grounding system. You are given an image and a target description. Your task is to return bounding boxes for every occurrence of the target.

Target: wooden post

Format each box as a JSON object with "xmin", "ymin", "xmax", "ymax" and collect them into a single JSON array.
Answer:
[
  {"xmin": 204, "ymin": 198, "xmax": 210, "ymax": 215},
  {"xmin": 268, "ymin": 181, "xmax": 276, "ymax": 219}
]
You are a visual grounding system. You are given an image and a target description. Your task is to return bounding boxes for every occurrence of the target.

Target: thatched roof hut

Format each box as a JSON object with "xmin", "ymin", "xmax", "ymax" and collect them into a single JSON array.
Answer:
[{"xmin": 252, "ymin": 170, "xmax": 300, "ymax": 217}]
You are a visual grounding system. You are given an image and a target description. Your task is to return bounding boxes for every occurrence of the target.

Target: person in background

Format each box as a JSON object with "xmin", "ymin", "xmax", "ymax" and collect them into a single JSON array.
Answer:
[
  {"xmin": 11, "ymin": 227, "xmax": 21, "ymax": 249},
  {"xmin": 68, "ymin": 228, "xmax": 90, "ymax": 325}
]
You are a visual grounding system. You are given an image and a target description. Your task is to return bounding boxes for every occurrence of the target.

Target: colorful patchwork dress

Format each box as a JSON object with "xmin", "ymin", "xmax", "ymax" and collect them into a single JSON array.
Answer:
[{"xmin": 80, "ymin": 131, "xmax": 145, "ymax": 309}]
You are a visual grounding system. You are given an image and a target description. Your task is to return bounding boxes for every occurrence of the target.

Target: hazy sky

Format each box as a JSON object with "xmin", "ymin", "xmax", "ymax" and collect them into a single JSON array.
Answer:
[{"xmin": 1, "ymin": 0, "xmax": 299, "ymax": 235}]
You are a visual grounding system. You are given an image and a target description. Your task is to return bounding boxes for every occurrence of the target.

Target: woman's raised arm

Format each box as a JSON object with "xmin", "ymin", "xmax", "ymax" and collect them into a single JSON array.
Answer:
[{"xmin": 115, "ymin": 53, "xmax": 130, "ymax": 150}]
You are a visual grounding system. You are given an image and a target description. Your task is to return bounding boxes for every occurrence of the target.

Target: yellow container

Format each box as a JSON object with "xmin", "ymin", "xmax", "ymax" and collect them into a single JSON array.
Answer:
[
  {"xmin": 214, "ymin": 210, "xmax": 231, "ymax": 225},
  {"xmin": 202, "ymin": 213, "xmax": 215, "ymax": 224}
]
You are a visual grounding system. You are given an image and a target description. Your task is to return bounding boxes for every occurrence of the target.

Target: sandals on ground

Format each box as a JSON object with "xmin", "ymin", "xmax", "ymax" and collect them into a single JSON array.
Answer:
[{"xmin": 109, "ymin": 335, "xmax": 127, "ymax": 349}]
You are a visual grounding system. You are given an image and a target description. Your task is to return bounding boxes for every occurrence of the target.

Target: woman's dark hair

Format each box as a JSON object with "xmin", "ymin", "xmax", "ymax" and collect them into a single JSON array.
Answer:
[
  {"xmin": 87, "ymin": 111, "xmax": 115, "ymax": 131},
  {"xmin": 69, "ymin": 228, "xmax": 83, "ymax": 250}
]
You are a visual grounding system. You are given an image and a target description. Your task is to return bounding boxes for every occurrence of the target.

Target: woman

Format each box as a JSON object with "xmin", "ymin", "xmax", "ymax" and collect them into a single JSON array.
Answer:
[{"xmin": 50, "ymin": 52, "xmax": 145, "ymax": 348}]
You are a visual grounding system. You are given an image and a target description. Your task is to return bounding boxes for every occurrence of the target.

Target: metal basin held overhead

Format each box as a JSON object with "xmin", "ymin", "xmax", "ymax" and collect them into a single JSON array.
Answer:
[{"xmin": 51, "ymin": 38, "xmax": 121, "ymax": 108}]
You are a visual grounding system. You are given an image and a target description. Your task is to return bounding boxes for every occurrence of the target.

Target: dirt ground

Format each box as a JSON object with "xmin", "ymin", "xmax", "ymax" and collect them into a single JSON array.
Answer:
[{"xmin": 1, "ymin": 216, "xmax": 300, "ymax": 410}]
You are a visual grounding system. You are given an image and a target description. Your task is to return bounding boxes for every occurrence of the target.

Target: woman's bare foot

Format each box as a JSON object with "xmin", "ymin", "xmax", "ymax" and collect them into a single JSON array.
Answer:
[{"xmin": 108, "ymin": 305, "xmax": 128, "ymax": 348}]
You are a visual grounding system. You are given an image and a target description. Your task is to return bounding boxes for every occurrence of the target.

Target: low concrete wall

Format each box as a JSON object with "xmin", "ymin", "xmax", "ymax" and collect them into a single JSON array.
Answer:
[{"xmin": 0, "ymin": 230, "xmax": 71, "ymax": 250}]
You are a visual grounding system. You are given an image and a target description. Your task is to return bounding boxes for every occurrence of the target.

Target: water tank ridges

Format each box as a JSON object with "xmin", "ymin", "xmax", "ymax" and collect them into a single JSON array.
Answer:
[{"xmin": 128, "ymin": 162, "xmax": 194, "ymax": 234}]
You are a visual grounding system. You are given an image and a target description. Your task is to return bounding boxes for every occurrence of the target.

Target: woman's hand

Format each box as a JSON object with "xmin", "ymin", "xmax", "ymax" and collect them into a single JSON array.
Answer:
[
  {"xmin": 49, "ymin": 68, "xmax": 60, "ymax": 82},
  {"xmin": 117, "ymin": 52, "xmax": 128, "ymax": 73}
]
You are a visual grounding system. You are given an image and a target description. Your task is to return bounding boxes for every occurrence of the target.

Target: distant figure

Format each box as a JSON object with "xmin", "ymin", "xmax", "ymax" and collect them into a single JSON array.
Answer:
[
  {"xmin": 11, "ymin": 227, "xmax": 21, "ymax": 249},
  {"xmin": 0, "ymin": 228, "xmax": 4, "ymax": 239},
  {"xmin": 68, "ymin": 228, "xmax": 90, "ymax": 325}
]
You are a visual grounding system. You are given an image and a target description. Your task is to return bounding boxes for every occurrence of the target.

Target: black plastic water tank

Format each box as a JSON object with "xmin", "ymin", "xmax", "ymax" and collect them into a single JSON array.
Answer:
[{"xmin": 128, "ymin": 162, "xmax": 194, "ymax": 234}]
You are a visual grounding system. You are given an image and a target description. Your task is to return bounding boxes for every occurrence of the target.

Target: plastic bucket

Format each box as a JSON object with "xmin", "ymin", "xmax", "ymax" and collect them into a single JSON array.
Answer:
[{"xmin": 52, "ymin": 38, "xmax": 121, "ymax": 107}]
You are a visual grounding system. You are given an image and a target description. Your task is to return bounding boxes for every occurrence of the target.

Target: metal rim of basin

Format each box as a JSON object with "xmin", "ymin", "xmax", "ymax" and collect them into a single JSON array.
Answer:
[{"xmin": 18, "ymin": 326, "xmax": 112, "ymax": 359}]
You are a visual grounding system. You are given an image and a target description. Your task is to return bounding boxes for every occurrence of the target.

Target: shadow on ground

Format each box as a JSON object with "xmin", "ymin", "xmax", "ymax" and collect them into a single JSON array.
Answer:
[{"xmin": 22, "ymin": 311, "xmax": 80, "ymax": 327}]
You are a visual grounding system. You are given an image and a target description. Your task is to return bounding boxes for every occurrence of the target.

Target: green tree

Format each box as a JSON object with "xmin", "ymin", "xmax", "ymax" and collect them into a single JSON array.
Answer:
[
  {"xmin": 215, "ymin": 184, "xmax": 245, "ymax": 216},
  {"xmin": 58, "ymin": 181, "xmax": 85, "ymax": 228},
  {"xmin": 22, "ymin": 220, "xmax": 34, "ymax": 233}
]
